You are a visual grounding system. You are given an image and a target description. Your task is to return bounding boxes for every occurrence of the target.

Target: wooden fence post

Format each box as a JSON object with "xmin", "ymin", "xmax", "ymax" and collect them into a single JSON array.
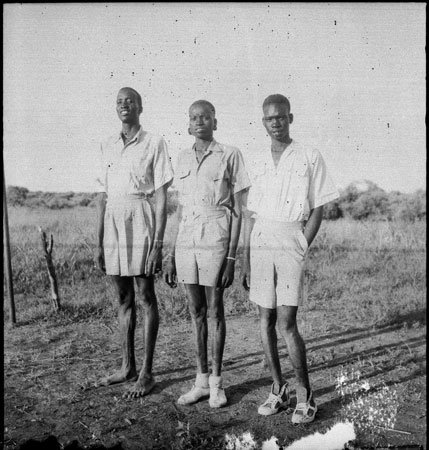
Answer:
[
  {"xmin": 39, "ymin": 227, "xmax": 61, "ymax": 311},
  {"xmin": 3, "ymin": 172, "xmax": 16, "ymax": 325}
]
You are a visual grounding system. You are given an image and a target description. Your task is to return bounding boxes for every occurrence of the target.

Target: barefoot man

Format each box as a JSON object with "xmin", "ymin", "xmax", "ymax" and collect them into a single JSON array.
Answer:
[{"xmin": 95, "ymin": 87, "xmax": 173, "ymax": 398}]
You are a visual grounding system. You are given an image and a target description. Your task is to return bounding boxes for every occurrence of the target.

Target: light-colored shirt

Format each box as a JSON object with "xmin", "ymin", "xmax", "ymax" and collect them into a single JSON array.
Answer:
[
  {"xmin": 95, "ymin": 127, "xmax": 174, "ymax": 198},
  {"xmin": 175, "ymin": 139, "xmax": 251, "ymax": 210},
  {"xmin": 246, "ymin": 140, "xmax": 339, "ymax": 222}
]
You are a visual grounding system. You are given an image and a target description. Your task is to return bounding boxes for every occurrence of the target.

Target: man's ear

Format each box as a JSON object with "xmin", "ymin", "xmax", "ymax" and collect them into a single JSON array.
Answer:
[
  {"xmin": 289, "ymin": 113, "xmax": 293, "ymax": 124},
  {"xmin": 188, "ymin": 127, "xmax": 192, "ymax": 135},
  {"xmin": 213, "ymin": 118, "xmax": 217, "ymax": 131}
]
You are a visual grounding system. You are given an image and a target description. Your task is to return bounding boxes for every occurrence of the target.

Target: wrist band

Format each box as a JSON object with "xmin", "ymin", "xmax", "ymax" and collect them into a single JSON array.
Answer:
[
  {"xmin": 167, "ymin": 254, "xmax": 175, "ymax": 258},
  {"xmin": 226, "ymin": 256, "xmax": 236, "ymax": 261},
  {"xmin": 154, "ymin": 239, "xmax": 163, "ymax": 244}
]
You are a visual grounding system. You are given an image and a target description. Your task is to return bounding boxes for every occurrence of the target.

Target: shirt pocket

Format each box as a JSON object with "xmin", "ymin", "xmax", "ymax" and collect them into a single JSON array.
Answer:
[
  {"xmin": 213, "ymin": 164, "xmax": 230, "ymax": 182},
  {"xmin": 247, "ymin": 164, "xmax": 268, "ymax": 210},
  {"xmin": 131, "ymin": 160, "xmax": 152, "ymax": 189},
  {"xmin": 290, "ymin": 161, "xmax": 309, "ymax": 192},
  {"xmin": 177, "ymin": 168, "xmax": 192, "ymax": 196},
  {"xmin": 288, "ymin": 161, "xmax": 310, "ymax": 217},
  {"xmin": 212, "ymin": 163, "xmax": 230, "ymax": 204}
]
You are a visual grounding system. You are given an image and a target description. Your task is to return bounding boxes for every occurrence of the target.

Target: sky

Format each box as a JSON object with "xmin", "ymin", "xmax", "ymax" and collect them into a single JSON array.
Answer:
[{"xmin": 3, "ymin": 2, "xmax": 426, "ymax": 194}]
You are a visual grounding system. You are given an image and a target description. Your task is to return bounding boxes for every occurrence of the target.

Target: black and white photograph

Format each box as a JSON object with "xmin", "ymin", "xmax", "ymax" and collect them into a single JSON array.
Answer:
[{"xmin": 3, "ymin": 3, "xmax": 426, "ymax": 450}]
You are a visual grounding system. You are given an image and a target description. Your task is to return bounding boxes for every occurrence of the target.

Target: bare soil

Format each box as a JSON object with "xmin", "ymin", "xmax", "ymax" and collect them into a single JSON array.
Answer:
[{"xmin": 3, "ymin": 311, "xmax": 426, "ymax": 449}]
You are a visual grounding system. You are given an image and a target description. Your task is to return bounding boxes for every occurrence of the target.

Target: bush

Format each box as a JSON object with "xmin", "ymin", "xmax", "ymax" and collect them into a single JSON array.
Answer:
[
  {"xmin": 6, "ymin": 184, "xmax": 425, "ymax": 222},
  {"xmin": 323, "ymin": 201, "xmax": 343, "ymax": 220},
  {"xmin": 345, "ymin": 189, "xmax": 390, "ymax": 221},
  {"xmin": 6, "ymin": 186, "xmax": 29, "ymax": 206}
]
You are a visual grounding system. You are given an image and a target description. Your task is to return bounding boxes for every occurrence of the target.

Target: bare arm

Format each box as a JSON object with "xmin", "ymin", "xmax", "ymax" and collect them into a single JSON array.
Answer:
[
  {"xmin": 95, "ymin": 192, "xmax": 107, "ymax": 273},
  {"xmin": 240, "ymin": 189, "xmax": 254, "ymax": 291},
  {"xmin": 164, "ymin": 203, "xmax": 183, "ymax": 288},
  {"xmin": 219, "ymin": 189, "xmax": 247, "ymax": 289},
  {"xmin": 303, "ymin": 205, "xmax": 324, "ymax": 246},
  {"xmin": 146, "ymin": 185, "xmax": 168, "ymax": 276}
]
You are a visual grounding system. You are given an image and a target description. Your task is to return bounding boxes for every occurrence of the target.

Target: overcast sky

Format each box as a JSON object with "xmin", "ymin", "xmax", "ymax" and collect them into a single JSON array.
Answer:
[{"xmin": 3, "ymin": 2, "xmax": 426, "ymax": 194}]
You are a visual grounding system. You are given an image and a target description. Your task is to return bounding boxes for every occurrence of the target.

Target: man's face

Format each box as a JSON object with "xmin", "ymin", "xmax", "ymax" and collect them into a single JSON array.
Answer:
[
  {"xmin": 188, "ymin": 104, "xmax": 217, "ymax": 140},
  {"xmin": 262, "ymin": 103, "xmax": 293, "ymax": 142},
  {"xmin": 116, "ymin": 88, "xmax": 142, "ymax": 124}
]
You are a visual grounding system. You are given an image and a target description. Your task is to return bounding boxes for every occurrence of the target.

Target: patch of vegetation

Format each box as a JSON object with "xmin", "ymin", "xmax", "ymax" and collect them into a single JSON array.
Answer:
[{"xmin": 6, "ymin": 182, "xmax": 426, "ymax": 222}]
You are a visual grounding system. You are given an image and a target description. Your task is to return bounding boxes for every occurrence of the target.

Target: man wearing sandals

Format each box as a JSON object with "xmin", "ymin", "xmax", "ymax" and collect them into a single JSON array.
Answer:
[{"xmin": 241, "ymin": 94, "xmax": 339, "ymax": 423}]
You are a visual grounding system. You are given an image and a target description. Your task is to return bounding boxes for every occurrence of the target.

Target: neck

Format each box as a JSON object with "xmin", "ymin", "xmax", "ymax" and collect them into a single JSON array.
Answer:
[
  {"xmin": 122, "ymin": 123, "xmax": 140, "ymax": 139},
  {"xmin": 271, "ymin": 137, "xmax": 292, "ymax": 152},
  {"xmin": 194, "ymin": 137, "xmax": 213, "ymax": 152}
]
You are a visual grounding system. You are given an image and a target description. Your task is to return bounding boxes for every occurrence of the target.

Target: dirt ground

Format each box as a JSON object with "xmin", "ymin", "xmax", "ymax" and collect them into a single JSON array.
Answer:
[{"xmin": 3, "ymin": 311, "xmax": 426, "ymax": 449}]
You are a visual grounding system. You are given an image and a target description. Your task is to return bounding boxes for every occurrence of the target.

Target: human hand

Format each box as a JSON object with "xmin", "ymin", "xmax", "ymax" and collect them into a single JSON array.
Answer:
[
  {"xmin": 95, "ymin": 246, "xmax": 106, "ymax": 273},
  {"xmin": 219, "ymin": 259, "xmax": 235, "ymax": 289},
  {"xmin": 164, "ymin": 256, "xmax": 177, "ymax": 288},
  {"xmin": 146, "ymin": 244, "xmax": 162, "ymax": 276},
  {"xmin": 241, "ymin": 257, "xmax": 251, "ymax": 291}
]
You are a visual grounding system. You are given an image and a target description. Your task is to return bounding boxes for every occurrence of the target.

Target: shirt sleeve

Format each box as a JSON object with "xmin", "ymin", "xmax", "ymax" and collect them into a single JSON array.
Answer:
[
  {"xmin": 308, "ymin": 149, "xmax": 340, "ymax": 209},
  {"xmin": 228, "ymin": 148, "xmax": 252, "ymax": 195},
  {"xmin": 153, "ymin": 137, "xmax": 174, "ymax": 191},
  {"xmin": 94, "ymin": 143, "xmax": 107, "ymax": 193}
]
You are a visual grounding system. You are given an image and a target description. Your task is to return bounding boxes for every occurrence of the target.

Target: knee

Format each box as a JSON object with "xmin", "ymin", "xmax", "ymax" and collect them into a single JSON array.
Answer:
[
  {"xmin": 117, "ymin": 288, "xmax": 134, "ymax": 309},
  {"xmin": 259, "ymin": 311, "xmax": 276, "ymax": 330},
  {"xmin": 208, "ymin": 305, "xmax": 225, "ymax": 323},
  {"xmin": 189, "ymin": 303, "xmax": 207, "ymax": 321},
  {"xmin": 278, "ymin": 320, "xmax": 299, "ymax": 338},
  {"xmin": 137, "ymin": 286, "xmax": 157, "ymax": 308}
]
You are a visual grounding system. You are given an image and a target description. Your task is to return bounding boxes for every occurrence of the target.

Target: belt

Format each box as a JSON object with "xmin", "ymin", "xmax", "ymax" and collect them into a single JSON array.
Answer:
[
  {"xmin": 182, "ymin": 205, "xmax": 229, "ymax": 220},
  {"xmin": 107, "ymin": 193, "xmax": 152, "ymax": 204},
  {"xmin": 254, "ymin": 217, "xmax": 304, "ymax": 231}
]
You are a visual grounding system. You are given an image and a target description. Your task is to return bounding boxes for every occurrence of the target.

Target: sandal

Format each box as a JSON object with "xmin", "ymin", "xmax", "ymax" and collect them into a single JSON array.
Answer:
[{"xmin": 291, "ymin": 388, "xmax": 317, "ymax": 424}]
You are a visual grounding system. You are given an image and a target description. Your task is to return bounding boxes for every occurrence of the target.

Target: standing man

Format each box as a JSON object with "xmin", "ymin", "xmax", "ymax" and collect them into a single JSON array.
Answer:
[
  {"xmin": 95, "ymin": 87, "xmax": 173, "ymax": 398},
  {"xmin": 165, "ymin": 100, "xmax": 250, "ymax": 408},
  {"xmin": 241, "ymin": 94, "xmax": 339, "ymax": 423}
]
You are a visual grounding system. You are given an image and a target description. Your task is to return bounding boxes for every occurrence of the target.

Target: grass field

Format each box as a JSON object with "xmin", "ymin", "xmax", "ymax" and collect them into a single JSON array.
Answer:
[
  {"xmin": 4, "ymin": 205, "xmax": 425, "ymax": 328},
  {"xmin": 3, "ymin": 205, "xmax": 426, "ymax": 449}
]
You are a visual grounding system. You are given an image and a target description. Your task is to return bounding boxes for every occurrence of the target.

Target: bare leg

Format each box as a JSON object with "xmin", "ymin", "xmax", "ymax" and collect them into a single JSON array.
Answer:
[
  {"xmin": 258, "ymin": 305, "xmax": 284, "ymax": 394},
  {"xmin": 124, "ymin": 276, "xmax": 159, "ymax": 398},
  {"xmin": 277, "ymin": 306, "xmax": 313, "ymax": 402},
  {"xmin": 206, "ymin": 287, "xmax": 226, "ymax": 377},
  {"xmin": 98, "ymin": 276, "xmax": 138, "ymax": 386},
  {"xmin": 185, "ymin": 284, "xmax": 209, "ymax": 374}
]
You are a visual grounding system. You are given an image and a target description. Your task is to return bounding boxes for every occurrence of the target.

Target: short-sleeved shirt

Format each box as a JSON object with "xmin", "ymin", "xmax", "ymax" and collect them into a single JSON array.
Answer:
[
  {"xmin": 175, "ymin": 139, "xmax": 251, "ymax": 209},
  {"xmin": 246, "ymin": 140, "xmax": 339, "ymax": 222},
  {"xmin": 95, "ymin": 127, "xmax": 174, "ymax": 198}
]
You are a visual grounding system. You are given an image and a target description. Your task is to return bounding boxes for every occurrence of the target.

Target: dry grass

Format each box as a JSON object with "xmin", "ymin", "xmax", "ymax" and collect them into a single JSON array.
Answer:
[
  {"xmin": 3, "ymin": 207, "xmax": 426, "ymax": 331},
  {"xmin": 3, "ymin": 206, "xmax": 426, "ymax": 449}
]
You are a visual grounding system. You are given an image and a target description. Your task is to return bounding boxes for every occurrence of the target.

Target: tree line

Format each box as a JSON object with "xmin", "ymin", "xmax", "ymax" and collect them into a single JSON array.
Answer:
[{"xmin": 6, "ymin": 182, "xmax": 426, "ymax": 222}]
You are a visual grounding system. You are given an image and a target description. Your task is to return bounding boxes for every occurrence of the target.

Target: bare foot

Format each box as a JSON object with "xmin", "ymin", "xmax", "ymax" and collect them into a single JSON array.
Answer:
[
  {"xmin": 96, "ymin": 370, "xmax": 137, "ymax": 387},
  {"xmin": 123, "ymin": 375, "xmax": 156, "ymax": 399}
]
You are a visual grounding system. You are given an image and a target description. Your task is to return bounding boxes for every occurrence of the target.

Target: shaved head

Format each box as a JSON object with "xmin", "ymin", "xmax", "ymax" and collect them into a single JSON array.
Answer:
[
  {"xmin": 263, "ymin": 94, "xmax": 291, "ymax": 113},
  {"xmin": 189, "ymin": 100, "xmax": 216, "ymax": 116}
]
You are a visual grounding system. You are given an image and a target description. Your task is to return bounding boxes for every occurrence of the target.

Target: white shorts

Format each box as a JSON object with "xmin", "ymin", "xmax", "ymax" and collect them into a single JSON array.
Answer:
[
  {"xmin": 175, "ymin": 206, "xmax": 230, "ymax": 287},
  {"xmin": 249, "ymin": 219, "xmax": 308, "ymax": 308},
  {"xmin": 103, "ymin": 195, "xmax": 155, "ymax": 276}
]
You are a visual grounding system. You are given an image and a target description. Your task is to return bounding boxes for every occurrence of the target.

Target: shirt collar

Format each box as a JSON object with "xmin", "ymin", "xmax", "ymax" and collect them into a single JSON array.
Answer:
[
  {"xmin": 116, "ymin": 126, "xmax": 143, "ymax": 144},
  {"xmin": 191, "ymin": 138, "xmax": 222, "ymax": 155},
  {"xmin": 273, "ymin": 139, "xmax": 295, "ymax": 161}
]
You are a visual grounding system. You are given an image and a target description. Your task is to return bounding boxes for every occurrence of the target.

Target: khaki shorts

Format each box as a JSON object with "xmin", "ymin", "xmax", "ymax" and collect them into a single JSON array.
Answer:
[
  {"xmin": 103, "ymin": 195, "xmax": 154, "ymax": 276},
  {"xmin": 175, "ymin": 206, "xmax": 230, "ymax": 287},
  {"xmin": 249, "ymin": 219, "xmax": 308, "ymax": 308}
]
